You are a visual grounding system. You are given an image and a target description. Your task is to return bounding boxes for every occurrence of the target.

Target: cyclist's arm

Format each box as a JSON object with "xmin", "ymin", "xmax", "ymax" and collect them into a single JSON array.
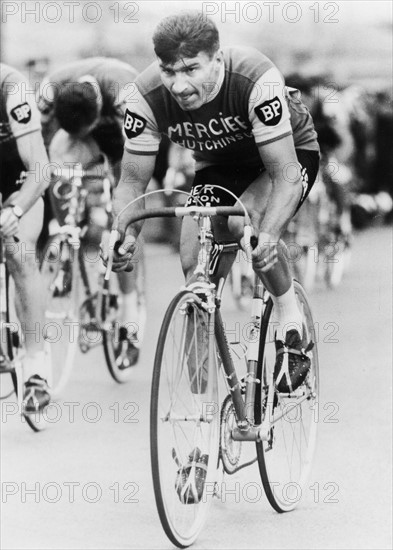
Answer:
[
  {"xmin": 112, "ymin": 149, "xmax": 157, "ymax": 240},
  {"xmin": 5, "ymin": 86, "xmax": 50, "ymax": 214},
  {"xmin": 11, "ymin": 129, "xmax": 50, "ymax": 214},
  {"xmin": 257, "ymin": 134, "xmax": 303, "ymax": 241}
]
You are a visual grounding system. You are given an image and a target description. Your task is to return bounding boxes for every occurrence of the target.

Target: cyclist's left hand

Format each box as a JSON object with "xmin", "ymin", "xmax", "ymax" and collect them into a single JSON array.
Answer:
[
  {"xmin": 251, "ymin": 232, "xmax": 278, "ymax": 272},
  {"xmin": 0, "ymin": 207, "xmax": 20, "ymax": 238}
]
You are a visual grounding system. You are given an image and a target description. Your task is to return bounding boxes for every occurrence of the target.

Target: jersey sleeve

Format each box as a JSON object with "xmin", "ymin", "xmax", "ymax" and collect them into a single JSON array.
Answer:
[
  {"xmin": 122, "ymin": 86, "xmax": 161, "ymax": 156},
  {"xmin": 248, "ymin": 67, "xmax": 293, "ymax": 146},
  {"xmin": 7, "ymin": 81, "xmax": 41, "ymax": 139}
]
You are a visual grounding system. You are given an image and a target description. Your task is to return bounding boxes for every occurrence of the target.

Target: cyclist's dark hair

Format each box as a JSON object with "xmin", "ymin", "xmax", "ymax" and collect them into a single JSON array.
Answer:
[
  {"xmin": 153, "ymin": 12, "xmax": 220, "ymax": 64},
  {"xmin": 55, "ymin": 82, "xmax": 99, "ymax": 134}
]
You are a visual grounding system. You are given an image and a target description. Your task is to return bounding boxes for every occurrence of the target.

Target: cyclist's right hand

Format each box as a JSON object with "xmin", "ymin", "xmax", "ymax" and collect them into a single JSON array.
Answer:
[{"xmin": 101, "ymin": 233, "xmax": 137, "ymax": 272}]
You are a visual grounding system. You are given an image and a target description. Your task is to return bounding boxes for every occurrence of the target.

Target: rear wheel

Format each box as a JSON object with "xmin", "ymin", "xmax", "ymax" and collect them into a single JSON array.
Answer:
[
  {"xmin": 40, "ymin": 234, "xmax": 81, "ymax": 398},
  {"xmin": 150, "ymin": 291, "xmax": 220, "ymax": 547},
  {"xmin": 255, "ymin": 281, "xmax": 319, "ymax": 512}
]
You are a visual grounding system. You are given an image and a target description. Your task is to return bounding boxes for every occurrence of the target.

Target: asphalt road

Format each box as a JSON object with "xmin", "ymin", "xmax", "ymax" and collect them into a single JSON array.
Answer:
[{"xmin": 1, "ymin": 224, "xmax": 392, "ymax": 550}]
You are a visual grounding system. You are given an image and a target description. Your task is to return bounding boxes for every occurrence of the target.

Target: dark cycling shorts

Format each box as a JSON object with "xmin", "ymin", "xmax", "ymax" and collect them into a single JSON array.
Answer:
[{"xmin": 187, "ymin": 149, "xmax": 320, "ymax": 213}]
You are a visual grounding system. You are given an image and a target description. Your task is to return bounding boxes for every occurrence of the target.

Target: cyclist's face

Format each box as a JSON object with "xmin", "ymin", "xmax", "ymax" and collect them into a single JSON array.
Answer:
[{"xmin": 158, "ymin": 51, "xmax": 223, "ymax": 110}]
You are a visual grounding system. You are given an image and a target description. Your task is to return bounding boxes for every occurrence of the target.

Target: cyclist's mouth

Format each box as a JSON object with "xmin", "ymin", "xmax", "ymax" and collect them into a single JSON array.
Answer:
[{"xmin": 176, "ymin": 93, "xmax": 196, "ymax": 104}]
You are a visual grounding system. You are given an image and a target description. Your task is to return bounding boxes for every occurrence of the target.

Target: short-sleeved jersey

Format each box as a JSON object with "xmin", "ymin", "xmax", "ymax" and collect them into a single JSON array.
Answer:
[
  {"xmin": 38, "ymin": 57, "xmax": 139, "ymax": 130},
  {"xmin": 0, "ymin": 63, "xmax": 42, "ymax": 197},
  {"xmin": 123, "ymin": 47, "xmax": 319, "ymax": 170}
]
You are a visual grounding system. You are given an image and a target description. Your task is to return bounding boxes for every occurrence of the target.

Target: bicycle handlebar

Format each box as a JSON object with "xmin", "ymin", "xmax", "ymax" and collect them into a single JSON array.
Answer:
[
  {"xmin": 112, "ymin": 205, "xmax": 246, "ymax": 230},
  {"xmin": 104, "ymin": 204, "xmax": 255, "ymax": 279}
]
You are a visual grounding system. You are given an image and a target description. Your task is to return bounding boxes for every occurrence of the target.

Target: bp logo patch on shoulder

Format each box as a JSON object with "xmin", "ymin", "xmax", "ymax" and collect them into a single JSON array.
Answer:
[
  {"xmin": 123, "ymin": 109, "xmax": 147, "ymax": 139},
  {"xmin": 254, "ymin": 97, "xmax": 282, "ymax": 126},
  {"xmin": 10, "ymin": 103, "xmax": 32, "ymax": 124}
]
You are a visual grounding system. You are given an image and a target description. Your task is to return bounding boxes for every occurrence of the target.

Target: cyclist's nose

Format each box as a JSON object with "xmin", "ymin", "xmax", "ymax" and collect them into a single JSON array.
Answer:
[{"xmin": 171, "ymin": 74, "xmax": 189, "ymax": 96}]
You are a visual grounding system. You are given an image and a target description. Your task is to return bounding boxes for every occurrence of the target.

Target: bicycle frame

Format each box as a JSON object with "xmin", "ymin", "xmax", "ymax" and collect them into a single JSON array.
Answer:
[
  {"xmin": 183, "ymin": 212, "xmax": 272, "ymax": 441},
  {"xmin": 107, "ymin": 199, "xmax": 281, "ymax": 441}
]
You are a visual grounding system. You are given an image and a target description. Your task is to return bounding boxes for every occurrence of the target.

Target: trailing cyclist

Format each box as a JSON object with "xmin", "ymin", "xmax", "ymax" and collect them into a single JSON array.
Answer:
[{"xmin": 37, "ymin": 57, "xmax": 142, "ymax": 367}]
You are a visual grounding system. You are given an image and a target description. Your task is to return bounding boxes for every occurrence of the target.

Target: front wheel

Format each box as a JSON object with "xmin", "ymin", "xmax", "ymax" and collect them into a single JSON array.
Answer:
[
  {"xmin": 102, "ymin": 243, "xmax": 146, "ymax": 383},
  {"xmin": 150, "ymin": 291, "xmax": 220, "ymax": 548},
  {"xmin": 40, "ymin": 234, "xmax": 81, "ymax": 398},
  {"xmin": 255, "ymin": 280, "xmax": 319, "ymax": 512}
]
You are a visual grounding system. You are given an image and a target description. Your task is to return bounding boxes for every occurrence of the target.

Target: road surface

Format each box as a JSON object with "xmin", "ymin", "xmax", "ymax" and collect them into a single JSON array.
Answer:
[{"xmin": 1, "ymin": 224, "xmax": 392, "ymax": 550}]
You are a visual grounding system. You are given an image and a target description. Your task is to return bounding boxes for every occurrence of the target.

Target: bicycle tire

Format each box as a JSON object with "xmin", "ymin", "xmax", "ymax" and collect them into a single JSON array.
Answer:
[
  {"xmin": 40, "ymin": 234, "xmax": 81, "ymax": 398},
  {"xmin": 4, "ymin": 276, "xmax": 47, "ymax": 432},
  {"xmin": 150, "ymin": 290, "xmax": 220, "ymax": 548},
  {"xmin": 255, "ymin": 280, "xmax": 319, "ymax": 512},
  {"xmin": 103, "ymin": 243, "xmax": 146, "ymax": 383}
]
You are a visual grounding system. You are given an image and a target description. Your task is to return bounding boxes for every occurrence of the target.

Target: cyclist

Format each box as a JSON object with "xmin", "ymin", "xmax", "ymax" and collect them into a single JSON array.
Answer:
[
  {"xmin": 107, "ymin": 12, "xmax": 320, "ymax": 499},
  {"xmin": 0, "ymin": 63, "xmax": 51, "ymax": 412},
  {"xmin": 38, "ymin": 57, "xmax": 142, "ymax": 366}
]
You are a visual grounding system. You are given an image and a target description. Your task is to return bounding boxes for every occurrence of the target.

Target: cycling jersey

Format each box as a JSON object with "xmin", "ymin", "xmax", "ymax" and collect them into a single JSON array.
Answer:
[
  {"xmin": 123, "ymin": 46, "xmax": 319, "ymax": 170},
  {"xmin": 0, "ymin": 63, "xmax": 42, "ymax": 201},
  {"xmin": 38, "ymin": 57, "xmax": 138, "ymax": 163}
]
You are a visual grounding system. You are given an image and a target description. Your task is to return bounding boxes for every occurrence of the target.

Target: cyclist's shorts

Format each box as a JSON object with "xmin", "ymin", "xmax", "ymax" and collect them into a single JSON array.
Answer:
[{"xmin": 187, "ymin": 149, "xmax": 320, "ymax": 213}]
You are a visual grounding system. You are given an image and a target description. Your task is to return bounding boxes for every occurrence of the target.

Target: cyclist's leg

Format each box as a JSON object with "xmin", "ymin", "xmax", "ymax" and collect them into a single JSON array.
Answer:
[
  {"xmin": 180, "ymin": 215, "xmax": 237, "ymax": 285},
  {"xmin": 5, "ymin": 194, "xmax": 50, "ymax": 408},
  {"xmin": 228, "ymin": 152, "xmax": 319, "ymax": 392}
]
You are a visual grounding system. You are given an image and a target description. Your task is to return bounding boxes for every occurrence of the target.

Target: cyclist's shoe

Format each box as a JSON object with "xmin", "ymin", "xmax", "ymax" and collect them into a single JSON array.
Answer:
[
  {"xmin": 116, "ymin": 326, "xmax": 140, "ymax": 369},
  {"xmin": 274, "ymin": 329, "xmax": 311, "ymax": 393},
  {"xmin": 175, "ymin": 447, "xmax": 209, "ymax": 504},
  {"xmin": 185, "ymin": 306, "xmax": 209, "ymax": 394},
  {"xmin": 22, "ymin": 375, "xmax": 51, "ymax": 414}
]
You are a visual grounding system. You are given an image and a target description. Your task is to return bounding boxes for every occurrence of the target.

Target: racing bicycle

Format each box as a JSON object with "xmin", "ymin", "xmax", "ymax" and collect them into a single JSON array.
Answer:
[
  {"xmin": 39, "ymin": 165, "xmax": 146, "ymax": 395},
  {"xmin": 107, "ymin": 188, "xmax": 319, "ymax": 547}
]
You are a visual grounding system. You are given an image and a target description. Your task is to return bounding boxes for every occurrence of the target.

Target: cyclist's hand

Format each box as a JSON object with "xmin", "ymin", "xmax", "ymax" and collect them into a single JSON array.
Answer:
[
  {"xmin": 101, "ymin": 232, "xmax": 137, "ymax": 272},
  {"xmin": 251, "ymin": 232, "xmax": 278, "ymax": 272},
  {"xmin": 0, "ymin": 207, "xmax": 20, "ymax": 238}
]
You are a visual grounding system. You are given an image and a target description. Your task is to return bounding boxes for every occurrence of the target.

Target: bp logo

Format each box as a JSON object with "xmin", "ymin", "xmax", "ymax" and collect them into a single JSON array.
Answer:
[
  {"xmin": 254, "ymin": 97, "xmax": 282, "ymax": 126},
  {"xmin": 123, "ymin": 109, "xmax": 147, "ymax": 138},
  {"xmin": 10, "ymin": 103, "xmax": 32, "ymax": 124}
]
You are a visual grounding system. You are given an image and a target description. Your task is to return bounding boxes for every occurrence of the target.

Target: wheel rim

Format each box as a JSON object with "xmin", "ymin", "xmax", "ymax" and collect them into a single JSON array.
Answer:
[
  {"xmin": 257, "ymin": 282, "xmax": 319, "ymax": 511},
  {"xmin": 151, "ymin": 293, "xmax": 219, "ymax": 546}
]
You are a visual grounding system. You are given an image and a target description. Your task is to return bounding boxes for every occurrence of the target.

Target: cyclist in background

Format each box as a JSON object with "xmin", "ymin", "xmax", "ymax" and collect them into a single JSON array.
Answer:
[
  {"xmin": 38, "ymin": 57, "xmax": 142, "ymax": 367},
  {"xmin": 107, "ymin": 12, "xmax": 320, "ymax": 500},
  {"xmin": 0, "ymin": 63, "xmax": 51, "ymax": 412}
]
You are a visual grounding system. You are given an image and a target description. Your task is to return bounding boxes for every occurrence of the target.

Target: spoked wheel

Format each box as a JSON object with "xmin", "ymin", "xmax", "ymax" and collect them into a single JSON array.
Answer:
[
  {"xmin": 103, "ymin": 245, "xmax": 146, "ymax": 383},
  {"xmin": 0, "ymin": 273, "xmax": 47, "ymax": 432},
  {"xmin": 40, "ymin": 234, "xmax": 81, "ymax": 398},
  {"xmin": 255, "ymin": 281, "xmax": 319, "ymax": 512},
  {"xmin": 150, "ymin": 291, "xmax": 220, "ymax": 548}
]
